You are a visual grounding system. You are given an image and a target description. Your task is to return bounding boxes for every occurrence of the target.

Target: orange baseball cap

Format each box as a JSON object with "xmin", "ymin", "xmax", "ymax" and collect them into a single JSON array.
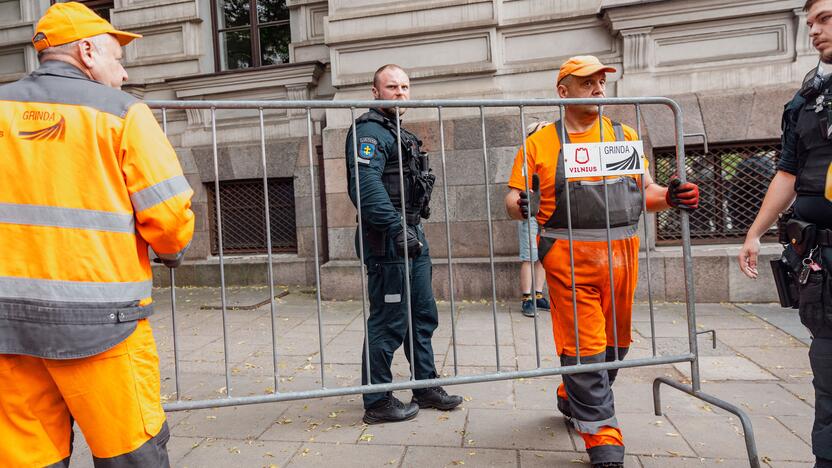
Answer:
[
  {"xmin": 557, "ymin": 55, "xmax": 617, "ymax": 84},
  {"xmin": 32, "ymin": 2, "xmax": 141, "ymax": 52}
]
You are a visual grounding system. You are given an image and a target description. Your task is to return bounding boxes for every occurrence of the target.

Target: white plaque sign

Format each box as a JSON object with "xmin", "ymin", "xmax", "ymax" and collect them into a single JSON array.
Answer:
[{"xmin": 563, "ymin": 141, "xmax": 645, "ymax": 178}]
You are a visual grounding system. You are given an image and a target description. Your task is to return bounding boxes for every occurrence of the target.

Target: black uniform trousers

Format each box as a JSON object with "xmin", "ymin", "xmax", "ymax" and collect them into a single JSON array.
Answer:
[
  {"xmin": 805, "ymin": 248, "xmax": 832, "ymax": 465},
  {"xmin": 359, "ymin": 224, "xmax": 439, "ymax": 408}
]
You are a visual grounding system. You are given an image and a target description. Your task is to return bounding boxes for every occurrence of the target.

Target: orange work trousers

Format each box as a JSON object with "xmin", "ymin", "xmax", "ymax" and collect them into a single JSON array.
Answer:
[
  {"xmin": 0, "ymin": 319, "xmax": 168, "ymax": 467},
  {"xmin": 542, "ymin": 235, "xmax": 639, "ymax": 462}
]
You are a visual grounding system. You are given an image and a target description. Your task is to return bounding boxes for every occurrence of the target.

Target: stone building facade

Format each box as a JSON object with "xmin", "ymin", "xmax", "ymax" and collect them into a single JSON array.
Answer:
[{"xmin": 0, "ymin": 0, "xmax": 813, "ymax": 301}]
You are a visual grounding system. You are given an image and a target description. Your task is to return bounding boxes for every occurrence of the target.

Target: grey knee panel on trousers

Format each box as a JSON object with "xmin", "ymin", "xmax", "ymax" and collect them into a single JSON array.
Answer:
[
  {"xmin": 560, "ymin": 352, "xmax": 619, "ymax": 434},
  {"xmin": 92, "ymin": 422, "xmax": 170, "ymax": 468}
]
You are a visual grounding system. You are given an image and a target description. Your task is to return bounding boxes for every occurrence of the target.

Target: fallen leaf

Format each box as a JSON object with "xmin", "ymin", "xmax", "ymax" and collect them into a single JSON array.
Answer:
[{"xmin": 359, "ymin": 433, "xmax": 374, "ymax": 442}]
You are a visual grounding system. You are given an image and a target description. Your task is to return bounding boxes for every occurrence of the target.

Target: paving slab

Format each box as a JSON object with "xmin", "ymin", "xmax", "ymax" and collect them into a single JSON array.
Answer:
[
  {"xmin": 775, "ymin": 414, "xmax": 814, "ymax": 446},
  {"xmin": 284, "ymin": 442, "xmax": 405, "ymax": 467},
  {"xmin": 173, "ymin": 403, "xmax": 289, "ymax": 439},
  {"xmin": 568, "ymin": 413, "xmax": 697, "ymax": 458},
  {"xmin": 780, "ymin": 382, "xmax": 816, "ymax": 408},
  {"xmin": 259, "ymin": 397, "xmax": 367, "ymax": 444},
  {"xmin": 734, "ymin": 304, "xmax": 811, "ymax": 345},
  {"xmin": 178, "ymin": 438, "xmax": 301, "ymax": 468},
  {"xmin": 446, "ymin": 378, "xmax": 515, "ymax": 409},
  {"xmin": 637, "ymin": 456, "xmax": 746, "ymax": 467},
  {"xmin": 691, "ymin": 382, "xmax": 814, "ymax": 416},
  {"xmin": 361, "ymin": 407, "xmax": 467, "ymax": 447},
  {"xmin": 668, "ymin": 414, "xmax": 812, "ymax": 461},
  {"xmin": 733, "ymin": 346, "xmax": 813, "ymax": 371},
  {"xmin": 633, "ymin": 320, "xmax": 690, "ymax": 338},
  {"xmin": 403, "ymin": 446, "xmax": 517, "ymax": 467},
  {"xmin": 673, "ymin": 356, "xmax": 777, "ymax": 381},
  {"xmin": 464, "ymin": 408, "xmax": 574, "ymax": 451}
]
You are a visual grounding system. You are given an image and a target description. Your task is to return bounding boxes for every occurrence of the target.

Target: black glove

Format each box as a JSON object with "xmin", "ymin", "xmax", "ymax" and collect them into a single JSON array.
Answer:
[
  {"xmin": 665, "ymin": 177, "xmax": 700, "ymax": 211},
  {"xmin": 393, "ymin": 225, "xmax": 422, "ymax": 258},
  {"xmin": 517, "ymin": 190, "xmax": 530, "ymax": 219}
]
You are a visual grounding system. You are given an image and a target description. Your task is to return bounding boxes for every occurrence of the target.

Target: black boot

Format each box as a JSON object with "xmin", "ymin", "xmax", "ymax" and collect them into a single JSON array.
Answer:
[
  {"xmin": 592, "ymin": 463, "xmax": 623, "ymax": 468},
  {"xmin": 412, "ymin": 386, "xmax": 463, "ymax": 411},
  {"xmin": 363, "ymin": 395, "xmax": 419, "ymax": 424}
]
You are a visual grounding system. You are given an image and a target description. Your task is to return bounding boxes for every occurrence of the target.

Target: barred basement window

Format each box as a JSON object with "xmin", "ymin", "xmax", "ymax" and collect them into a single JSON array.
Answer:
[
  {"xmin": 206, "ymin": 178, "xmax": 297, "ymax": 255},
  {"xmin": 654, "ymin": 141, "xmax": 780, "ymax": 244}
]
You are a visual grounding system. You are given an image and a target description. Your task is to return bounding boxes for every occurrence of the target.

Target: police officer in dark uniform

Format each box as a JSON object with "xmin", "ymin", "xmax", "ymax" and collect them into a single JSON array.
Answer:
[
  {"xmin": 739, "ymin": 2, "xmax": 832, "ymax": 466},
  {"xmin": 345, "ymin": 64, "xmax": 463, "ymax": 424}
]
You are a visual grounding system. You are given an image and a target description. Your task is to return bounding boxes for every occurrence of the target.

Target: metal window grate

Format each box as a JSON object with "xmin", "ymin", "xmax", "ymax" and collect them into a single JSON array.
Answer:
[
  {"xmin": 206, "ymin": 178, "xmax": 297, "ymax": 255},
  {"xmin": 654, "ymin": 141, "xmax": 780, "ymax": 244}
]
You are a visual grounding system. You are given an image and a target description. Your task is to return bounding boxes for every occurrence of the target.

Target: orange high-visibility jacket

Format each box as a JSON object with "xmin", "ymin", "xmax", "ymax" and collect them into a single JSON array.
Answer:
[{"xmin": 0, "ymin": 61, "xmax": 194, "ymax": 357}]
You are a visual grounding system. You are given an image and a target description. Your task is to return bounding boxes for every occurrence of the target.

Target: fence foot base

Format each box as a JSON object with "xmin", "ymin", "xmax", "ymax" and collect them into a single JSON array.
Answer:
[{"xmin": 652, "ymin": 377, "xmax": 760, "ymax": 468}]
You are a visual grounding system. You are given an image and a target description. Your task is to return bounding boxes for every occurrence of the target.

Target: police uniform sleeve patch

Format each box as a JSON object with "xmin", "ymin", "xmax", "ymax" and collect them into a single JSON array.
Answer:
[{"xmin": 357, "ymin": 137, "xmax": 378, "ymax": 165}]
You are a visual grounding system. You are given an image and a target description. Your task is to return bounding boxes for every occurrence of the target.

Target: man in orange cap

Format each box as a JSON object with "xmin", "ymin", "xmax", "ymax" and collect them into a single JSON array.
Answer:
[
  {"xmin": 505, "ymin": 55, "xmax": 700, "ymax": 467},
  {"xmin": 0, "ymin": 2, "xmax": 193, "ymax": 466}
]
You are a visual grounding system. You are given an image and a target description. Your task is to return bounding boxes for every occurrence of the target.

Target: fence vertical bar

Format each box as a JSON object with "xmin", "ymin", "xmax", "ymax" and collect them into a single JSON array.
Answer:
[
  {"xmin": 518, "ymin": 107, "xmax": 541, "ymax": 368},
  {"xmin": 598, "ymin": 106, "xmax": 620, "ymax": 360},
  {"xmin": 672, "ymin": 105, "xmax": 701, "ymax": 391},
  {"xmin": 258, "ymin": 108, "xmax": 280, "ymax": 392},
  {"xmin": 306, "ymin": 108, "xmax": 327, "ymax": 388},
  {"xmin": 479, "ymin": 106, "xmax": 501, "ymax": 371},
  {"xmin": 559, "ymin": 105, "xmax": 582, "ymax": 364},
  {"xmin": 437, "ymin": 106, "xmax": 459, "ymax": 375},
  {"xmin": 210, "ymin": 107, "xmax": 233, "ymax": 397},
  {"xmin": 394, "ymin": 107, "xmax": 417, "ymax": 380},
  {"xmin": 350, "ymin": 107, "xmax": 373, "ymax": 385},
  {"xmin": 635, "ymin": 105, "xmax": 658, "ymax": 356},
  {"xmin": 162, "ymin": 109, "xmax": 182, "ymax": 400}
]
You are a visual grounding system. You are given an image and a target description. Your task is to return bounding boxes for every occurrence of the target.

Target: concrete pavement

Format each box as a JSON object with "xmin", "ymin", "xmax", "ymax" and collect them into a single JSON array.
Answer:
[{"xmin": 67, "ymin": 287, "xmax": 816, "ymax": 467}]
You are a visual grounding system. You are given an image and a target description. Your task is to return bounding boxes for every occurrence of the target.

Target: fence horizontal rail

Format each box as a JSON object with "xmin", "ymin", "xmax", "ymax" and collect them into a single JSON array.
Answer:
[
  {"xmin": 163, "ymin": 353, "xmax": 694, "ymax": 412},
  {"xmin": 147, "ymin": 97, "xmax": 680, "ymax": 110}
]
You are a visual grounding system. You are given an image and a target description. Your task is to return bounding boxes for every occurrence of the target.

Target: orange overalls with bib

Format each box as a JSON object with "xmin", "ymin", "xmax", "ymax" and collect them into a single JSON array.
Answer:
[{"xmin": 508, "ymin": 117, "xmax": 644, "ymax": 465}]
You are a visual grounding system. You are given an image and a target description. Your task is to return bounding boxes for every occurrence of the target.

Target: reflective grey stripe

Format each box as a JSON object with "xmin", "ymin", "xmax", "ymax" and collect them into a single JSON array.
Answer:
[
  {"xmin": 384, "ymin": 294, "xmax": 401, "ymax": 303},
  {"xmin": 571, "ymin": 415, "xmax": 620, "ymax": 434},
  {"xmin": 0, "ymin": 203, "xmax": 135, "ymax": 233},
  {"xmin": 540, "ymin": 224, "xmax": 638, "ymax": 241},
  {"xmin": 0, "ymin": 276, "xmax": 152, "ymax": 303},
  {"xmin": 130, "ymin": 175, "xmax": 192, "ymax": 212}
]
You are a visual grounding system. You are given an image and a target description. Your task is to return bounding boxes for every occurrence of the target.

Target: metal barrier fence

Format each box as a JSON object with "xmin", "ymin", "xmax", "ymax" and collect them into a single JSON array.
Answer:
[{"xmin": 149, "ymin": 97, "xmax": 760, "ymax": 468}]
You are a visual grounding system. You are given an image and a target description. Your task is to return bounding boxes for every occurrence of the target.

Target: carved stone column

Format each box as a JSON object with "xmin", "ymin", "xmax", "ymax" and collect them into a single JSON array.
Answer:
[
  {"xmin": 620, "ymin": 26, "xmax": 653, "ymax": 73},
  {"xmin": 794, "ymin": 8, "xmax": 814, "ymax": 58}
]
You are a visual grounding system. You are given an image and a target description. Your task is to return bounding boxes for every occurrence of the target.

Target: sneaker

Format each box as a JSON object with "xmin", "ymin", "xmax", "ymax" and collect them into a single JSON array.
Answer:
[
  {"xmin": 521, "ymin": 298, "xmax": 536, "ymax": 317},
  {"xmin": 412, "ymin": 386, "xmax": 463, "ymax": 411},
  {"xmin": 535, "ymin": 293, "xmax": 550, "ymax": 310},
  {"xmin": 363, "ymin": 395, "xmax": 419, "ymax": 424}
]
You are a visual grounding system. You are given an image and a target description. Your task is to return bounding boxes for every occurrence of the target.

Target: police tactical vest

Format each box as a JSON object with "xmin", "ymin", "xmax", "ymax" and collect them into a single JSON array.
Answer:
[
  {"xmin": 540, "ymin": 119, "xmax": 643, "ymax": 242},
  {"xmin": 795, "ymin": 80, "xmax": 832, "ymax": 197},
  {"xmin": 356, "ymin": 109, "xmax": 433, "ymax": 225}
]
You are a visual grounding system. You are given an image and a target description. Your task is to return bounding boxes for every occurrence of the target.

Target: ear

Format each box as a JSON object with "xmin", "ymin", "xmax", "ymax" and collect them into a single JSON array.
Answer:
[
  {"xmin": 371, "ymin": 86, "xmax": 380, "ymax": 99},
  {"xmin": 556, "ymin": 84, "xmax": 568, "ymax": 99},
  {"xmin": 77, "ymin": 39, "xmax": 96, "ymax": 68}
]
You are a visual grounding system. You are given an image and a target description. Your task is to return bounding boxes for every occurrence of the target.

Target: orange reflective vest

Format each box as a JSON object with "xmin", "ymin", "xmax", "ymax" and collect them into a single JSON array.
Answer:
[{"xmin": 0, "ymin": 61, "xmax": 194, "ymax": 358}]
